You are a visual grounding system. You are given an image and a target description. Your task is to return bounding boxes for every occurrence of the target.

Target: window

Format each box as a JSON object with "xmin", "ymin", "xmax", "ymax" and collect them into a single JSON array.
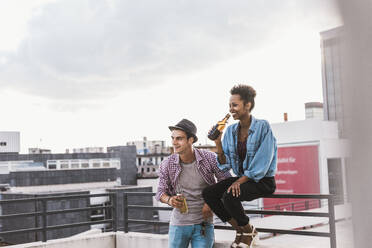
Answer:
[
  {"xmin": 81, "ymin": 163, "xmax": 89, "ymax": 168},
  {"xmin": 71, "ymin": 163, "xmax": 79, "ymax": 169},
  {"xmin": 112, "ymin": 161, "xmax": 120, "ymax": 169},
  {"xmin": 48, "ymin": 164, "xmax": 57, "ymax": 170},
  {"xmin": 60, "ymin": 163, "xmax": 69, "ymax": 169},
  {"xmin": 147, "ymin": 168, "xmax": 150, "ymax": 172},
  {"xmin": 103, "ymin": 162, "xmax": 110, "ymax": 167},
  {"xmin": 93, "ymin": 162, "xmax": 101, "ymax": 168}
]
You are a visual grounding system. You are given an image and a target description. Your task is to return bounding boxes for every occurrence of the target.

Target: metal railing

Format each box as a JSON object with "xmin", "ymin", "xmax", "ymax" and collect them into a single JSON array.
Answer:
[
  {"xmin": 123, "ymin": 192, "xmax": 337, "ymax": 248},
  {"xmin": 0, "ymin": 193, "xmax": 117, "ymax": 243}
]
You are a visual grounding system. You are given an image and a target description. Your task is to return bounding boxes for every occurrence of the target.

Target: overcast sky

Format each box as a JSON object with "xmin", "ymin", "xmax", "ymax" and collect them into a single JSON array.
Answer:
[{"xmin": 0, "ymin": 0, "xmax": 341, "ymax": 153}]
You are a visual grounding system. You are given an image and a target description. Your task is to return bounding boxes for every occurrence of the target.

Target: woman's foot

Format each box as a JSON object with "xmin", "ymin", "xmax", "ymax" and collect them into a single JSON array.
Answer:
[
  {"xmin": 237, "ymin": 224, "xmax": 258, "ymax": 248},
  {"xmin": 230, "ymin": 231, "xmax": 242, "ymax": 248}
]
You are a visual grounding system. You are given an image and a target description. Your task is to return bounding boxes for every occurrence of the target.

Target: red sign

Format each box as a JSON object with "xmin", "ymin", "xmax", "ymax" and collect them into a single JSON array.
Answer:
[{"xmin": 264, "ymin": 145, "xmax": 320, "ymax": 211}]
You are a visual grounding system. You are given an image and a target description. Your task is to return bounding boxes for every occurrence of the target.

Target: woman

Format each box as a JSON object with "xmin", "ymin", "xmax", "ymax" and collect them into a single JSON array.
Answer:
[{"xmin": 202, "ymin": 84, "xmax": 277, "ymax": 248}]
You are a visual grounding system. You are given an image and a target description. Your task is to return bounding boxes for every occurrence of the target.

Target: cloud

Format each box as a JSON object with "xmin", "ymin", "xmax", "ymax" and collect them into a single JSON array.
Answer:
[{"xmin": 0, "ymin": 0, "xmax": 340, "ymax": 103}]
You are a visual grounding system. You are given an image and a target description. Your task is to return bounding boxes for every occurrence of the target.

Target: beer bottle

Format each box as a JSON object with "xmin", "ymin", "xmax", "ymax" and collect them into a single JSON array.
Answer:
[
  {"xmin": 208, "ymin": 114, "xmax": 231, "ymax": 140},
  {"xmin": 176, "ymin": 184, "xmax": 188, "ymax": 214}
]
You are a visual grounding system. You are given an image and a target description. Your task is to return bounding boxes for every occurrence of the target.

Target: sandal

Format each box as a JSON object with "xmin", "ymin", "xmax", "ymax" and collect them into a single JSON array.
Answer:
[
  {"xmin": 230, "ymin": 232, "xmax": 242, "ymax": 248},
  {"xmin": 237, "ymin": 225, "xmax": 258, "ymax": 248}
]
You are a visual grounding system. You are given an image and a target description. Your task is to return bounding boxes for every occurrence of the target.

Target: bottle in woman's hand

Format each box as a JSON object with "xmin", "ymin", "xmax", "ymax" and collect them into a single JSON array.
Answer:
[{"xmin": 208, "ymin": 114, "xmax": 230, "ymax": 141}]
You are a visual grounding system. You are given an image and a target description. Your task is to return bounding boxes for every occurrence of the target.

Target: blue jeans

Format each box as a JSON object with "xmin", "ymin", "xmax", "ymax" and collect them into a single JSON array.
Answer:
[{"xmin": 168, "ymin": 223, "xmax": 214, "ymax": 248}]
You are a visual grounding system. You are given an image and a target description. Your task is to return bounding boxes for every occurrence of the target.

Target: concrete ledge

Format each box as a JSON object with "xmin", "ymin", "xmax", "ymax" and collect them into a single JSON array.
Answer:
[
  {"xmin": 116, "ymin": 231, "xmax": 233, "ymax": 248},
  {"xmin": 8, "ymin": 232, "xmax": 115, "ymax": 248},
  {"xmin": 116, "ymin": 232, "xmax": 168, "ymax": 248},
  {"xmin": 7, "ymin": 231, "xmax": 231, "ymax": 248},
  {"xmin": 73, "ymin": 228, "xmax": 102, "ymax": 237}
]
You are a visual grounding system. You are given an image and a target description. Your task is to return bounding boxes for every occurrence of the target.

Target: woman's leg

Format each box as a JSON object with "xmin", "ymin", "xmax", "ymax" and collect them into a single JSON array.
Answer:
[
  {"xmin": 222, "ymin": 177, "xmax": 276, "ymax": 226},
  {"xmin": 202, "ymin": 177, "xmax": 239, "ymax": 223},
  {"xmin": 223, "ymin": 177, "xmax": 276, "ymax": 247}
]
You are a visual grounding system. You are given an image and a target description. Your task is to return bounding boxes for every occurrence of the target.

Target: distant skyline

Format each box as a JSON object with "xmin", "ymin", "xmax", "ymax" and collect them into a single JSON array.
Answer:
[{"xmin": 0, "ymin": 0, "xmax": 342, "ymax": 153}]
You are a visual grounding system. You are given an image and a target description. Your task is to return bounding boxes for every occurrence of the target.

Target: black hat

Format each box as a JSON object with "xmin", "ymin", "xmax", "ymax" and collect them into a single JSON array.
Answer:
[{"xmin": 168, "ymin": 119, "xmax": 198, "ymax": 143}]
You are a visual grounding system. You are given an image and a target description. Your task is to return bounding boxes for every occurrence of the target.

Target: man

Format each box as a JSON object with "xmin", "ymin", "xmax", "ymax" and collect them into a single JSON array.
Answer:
[{"xmin": 155, "ymin": 118, "xmax": 231, "ymax": 248}]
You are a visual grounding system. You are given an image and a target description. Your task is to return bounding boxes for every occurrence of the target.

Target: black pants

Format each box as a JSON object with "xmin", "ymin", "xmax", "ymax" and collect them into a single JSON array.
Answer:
[{"xmin": 202, "ymin": 177, "xmax": 276, "ymax": 226}]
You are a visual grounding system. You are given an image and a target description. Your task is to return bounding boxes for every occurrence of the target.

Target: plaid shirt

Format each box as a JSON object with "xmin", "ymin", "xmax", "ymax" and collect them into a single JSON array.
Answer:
[{"xmin": 155, "ymin": 148, "xmax": 231, "ymax": 201}]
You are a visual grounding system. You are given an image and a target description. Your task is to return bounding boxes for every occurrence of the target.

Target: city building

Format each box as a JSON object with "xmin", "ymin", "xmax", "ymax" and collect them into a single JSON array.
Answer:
[
  {"xmin": 126, "ymin": 137, "xmax": 168, "ymax": 155},
  {"xmin": 0, "ymin": 132, "xmax": 20, "ymax": 154},
  {"xmin": 0, "ymin": 146, "xmax": 137, "ymax": 187},
  {"xmin": 72, "ymin": 147, "xmax": 105, "ymax": 153},
  {"xmin": 0, "ymin": 133, "xmax": 157, "ymax": 244},
  {"xmin": 0, "ymin": 134, "xmax": 137, "ymax": 186},
  {"xmin": 28, "ymin": 148, "xmax": 51, "ymax": 154},
  {"xmin": 269, "ymin": 117, "xmax": 349, "ymax": 208},
  {"xmin": 126, "ymin": 137, "xmax": 171, "ymax": 178},
  {"xmin": 305, "ymin": 102, "xmax": 324, "ymax": 120},
  {"xmin": 320, "ymin": 26, "xmax": 347, "ymax": 137}
]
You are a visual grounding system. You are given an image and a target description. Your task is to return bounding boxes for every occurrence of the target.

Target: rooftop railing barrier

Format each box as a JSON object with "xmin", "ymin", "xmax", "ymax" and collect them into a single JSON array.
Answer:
[
  {"xmin": 123, "ymin": 192, "xmax": 337, "ymax": 248},
  {"xmin": 0, "ymin": 193, "xmax": 117, "ymax": 243}
]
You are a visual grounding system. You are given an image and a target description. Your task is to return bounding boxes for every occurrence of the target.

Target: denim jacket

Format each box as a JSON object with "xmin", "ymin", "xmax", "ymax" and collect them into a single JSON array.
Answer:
[{"xmin": 217, "ymin": 116, "xmax": 277, "ymax": 182}]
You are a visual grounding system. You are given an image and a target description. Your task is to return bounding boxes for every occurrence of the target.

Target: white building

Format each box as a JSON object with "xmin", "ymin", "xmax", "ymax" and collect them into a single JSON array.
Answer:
[
  {"xmin": 126, "ymin": 137, "xmax": 168, "ymax": 155},
  {"xmin": 127, "ymin": 137, "xmax": 171, "ymax": 178},
  {"xmin": 305, "ymin": 102, "xmax": 324, "ymax": 120},
  {"xmin": 0, "ymin": 132, "xmax": 20, "ymax": 154},
  {"xmin": 271, "ymin": 118, "xmax": 349, "ymax": 206}
]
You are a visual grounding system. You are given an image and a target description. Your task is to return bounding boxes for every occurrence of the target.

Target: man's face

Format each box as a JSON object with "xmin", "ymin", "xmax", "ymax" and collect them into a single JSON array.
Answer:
[{"xmin": 171, "ymin": 129, "xmax": 193, "ymax": 154}]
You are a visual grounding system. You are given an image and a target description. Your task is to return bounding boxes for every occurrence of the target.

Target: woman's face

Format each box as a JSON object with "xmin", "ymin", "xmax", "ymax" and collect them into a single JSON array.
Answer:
[{"xmin": 229, "ymin": 94, "xmax": 251, "ymax": 120}]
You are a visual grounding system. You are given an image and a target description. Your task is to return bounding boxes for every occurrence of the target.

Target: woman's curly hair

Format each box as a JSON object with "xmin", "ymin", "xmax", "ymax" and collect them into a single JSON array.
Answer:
[{"xmin": 230, "ymin": 84, "xmax": 256, "ymax": 111}]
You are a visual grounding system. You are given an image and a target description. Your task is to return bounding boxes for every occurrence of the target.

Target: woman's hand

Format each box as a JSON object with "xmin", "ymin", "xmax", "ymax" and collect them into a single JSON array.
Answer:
[
  {"xmin": 227, "ymin": 181, "xmax": 241, "ymax": 197},
  {"xmin": 214, "ymin": 132, "xmax": 223, "ymax": 143},
  {"xmin": 202, "ymin": 203, "xmax": 213, "ymax": 220}
]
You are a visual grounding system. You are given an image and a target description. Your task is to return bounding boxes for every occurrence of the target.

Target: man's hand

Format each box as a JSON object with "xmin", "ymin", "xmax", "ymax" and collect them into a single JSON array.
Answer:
[
  {"xmin": 169, "ymin": 195, "xmax": 184, "ymax": 209},
  {"xmin": 227, "ymin": 181, "xmax": 241, "ymax": 197},
  {"xmin": 202, "ymin": 203, "xmax": 213, "ymax": 220}
]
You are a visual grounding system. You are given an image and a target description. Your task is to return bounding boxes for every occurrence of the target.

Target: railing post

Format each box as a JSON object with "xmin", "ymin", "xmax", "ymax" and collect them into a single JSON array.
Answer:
[
  {"xmin": 41, "ymin": 198, "xmax": 47, "ymax": 242},
  {"xmin": 112, "ymin": 192, "xmax": 117, "ymax": 232},
  {"xmin": 123, "ymin": 193, "xmax": 129, "ymax": 233},
  {"xmin": 34, "ymin": 195, "xmax": 39, "ymax": 241},
  {"xmin": 328, "ymin": 195, "xmax": 337, "ymax": 248}
]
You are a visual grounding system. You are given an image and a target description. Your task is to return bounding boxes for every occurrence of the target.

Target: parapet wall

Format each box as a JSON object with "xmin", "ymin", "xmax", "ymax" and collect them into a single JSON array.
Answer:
[{"xmin": 7, "ymin": 231, "xmax": 231, "ymax": 248}]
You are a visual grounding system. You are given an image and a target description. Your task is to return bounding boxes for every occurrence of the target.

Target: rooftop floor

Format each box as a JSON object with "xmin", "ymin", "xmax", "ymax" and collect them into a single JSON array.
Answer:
[
  {"xmin": 216, "ymin": 219, "xmax": 353, "ymax": 248},
  {"xmin": 7, "ymin": 219, "xmax": 353, "ymax": 248}
]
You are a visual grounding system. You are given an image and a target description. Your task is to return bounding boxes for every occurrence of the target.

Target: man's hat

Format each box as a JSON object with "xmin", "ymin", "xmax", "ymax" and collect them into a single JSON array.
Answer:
[{"xmin": 168, "ymin": 119, "xmax": 198, "ymax": 143}]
